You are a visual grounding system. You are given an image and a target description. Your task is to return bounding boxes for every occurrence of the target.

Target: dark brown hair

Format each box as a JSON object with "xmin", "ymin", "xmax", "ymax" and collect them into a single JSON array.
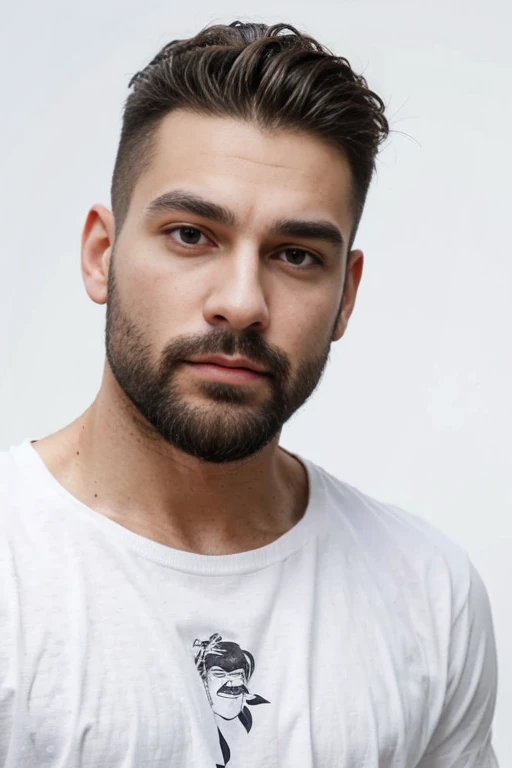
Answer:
[{"xmin": 111, "ymin": 21, "xmax": 389, "ymax": 244}]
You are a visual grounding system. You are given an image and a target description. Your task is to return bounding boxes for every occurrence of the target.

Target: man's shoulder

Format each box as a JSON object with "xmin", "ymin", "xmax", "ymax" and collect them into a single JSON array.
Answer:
[
  {"xmin": 0, "ymin": 442, "xmax": 31, "ymax": 531},
  {"xmin": 307, "ymin": 457, "xmax": 472, "ymax": 596},
  {"xmin": 0, "ymin": 443, "xmax": 31, "ymax": 580},
  {"xmin": 0, "ymin": 439, "xmax": 50, "ymax": 533},
  {"xmin": 0, "ymin": 443, "xmax": 21, "ymax": 501}
]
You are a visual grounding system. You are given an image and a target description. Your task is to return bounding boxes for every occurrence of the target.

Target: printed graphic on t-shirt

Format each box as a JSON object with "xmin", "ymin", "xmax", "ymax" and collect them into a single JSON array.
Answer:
[{"xmin": 193, "ymin": 633, "xmax": 270, "ymax": 767}]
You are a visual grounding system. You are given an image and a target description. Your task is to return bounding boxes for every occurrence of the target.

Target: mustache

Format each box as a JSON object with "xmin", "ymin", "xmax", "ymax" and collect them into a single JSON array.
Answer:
[
  {"xmin": 158, "ymin": 328, "xmax": 291, "ymax": 381},
  {"xmin": 217, "ymin": 682, "xmax": 249, "ymax": 697}
]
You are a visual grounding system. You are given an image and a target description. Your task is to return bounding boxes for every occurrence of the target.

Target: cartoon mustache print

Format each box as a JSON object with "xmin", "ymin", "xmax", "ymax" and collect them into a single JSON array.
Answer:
[{"xmin": 217, "ymin": 683, "xmax": 249, "ymax": 698}]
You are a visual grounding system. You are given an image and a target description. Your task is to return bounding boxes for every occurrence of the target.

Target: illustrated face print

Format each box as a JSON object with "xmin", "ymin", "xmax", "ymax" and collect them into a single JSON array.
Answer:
[
  {"xmin": 207, "ymin": 666, "xmax": 248, "ymax": 720},
  {"xmin": 193, "ymin": 632, "xmax": 270, "ymax": 765}
]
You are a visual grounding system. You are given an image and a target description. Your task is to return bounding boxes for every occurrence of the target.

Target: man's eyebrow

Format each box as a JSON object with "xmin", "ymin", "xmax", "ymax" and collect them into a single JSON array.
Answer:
[
  {"xmin": 144, "ymin": 190, "xmax": 236, "ymax": 227},
  {"xmin": 144, "ymin": 191, "xmax": 344, "ymax": 248},
  {"xmin": 271, "ymin": 218, "xmax": 344, "ymax": 249}
]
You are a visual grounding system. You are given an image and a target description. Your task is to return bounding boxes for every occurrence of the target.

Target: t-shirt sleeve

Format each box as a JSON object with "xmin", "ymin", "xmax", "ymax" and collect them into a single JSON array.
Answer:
[{"xmin": 417, "ymin": 561, "xmax": 499, "ymax": 767}]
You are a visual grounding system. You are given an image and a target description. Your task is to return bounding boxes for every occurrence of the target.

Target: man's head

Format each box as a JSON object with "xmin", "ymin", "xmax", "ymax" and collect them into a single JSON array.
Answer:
[
  {"xmin": 111, "ymin": 22, "xmax": 388, "ymax": 243},
  {"xmin": 81, "ymin": 22, "xmax": 388, "ymax": 463}
]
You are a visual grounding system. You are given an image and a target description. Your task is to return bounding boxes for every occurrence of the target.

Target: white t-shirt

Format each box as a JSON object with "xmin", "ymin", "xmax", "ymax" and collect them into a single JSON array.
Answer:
[{"xmin": 0, "ymin": 439, "xmax": 498, "ymax": 768}]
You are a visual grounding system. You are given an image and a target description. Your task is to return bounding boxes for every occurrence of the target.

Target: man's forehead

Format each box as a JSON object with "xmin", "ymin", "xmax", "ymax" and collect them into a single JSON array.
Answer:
[
  {"xmin": 132, "ymin": 110, "xmax": 354, "ymax": 226},
  {"xmin": 153, "ymin": 108, "xmax": 344, "ymax": 168}
]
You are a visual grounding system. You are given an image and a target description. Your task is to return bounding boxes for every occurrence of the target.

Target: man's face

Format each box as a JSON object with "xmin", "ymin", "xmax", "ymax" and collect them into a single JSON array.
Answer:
[
  {"xmin": 104, "ymin": 110, "xmax": 359, "ymax": 462},
  {"xmin": 206, "ymin": 665, "xmax": 248, "ymax": 720}
]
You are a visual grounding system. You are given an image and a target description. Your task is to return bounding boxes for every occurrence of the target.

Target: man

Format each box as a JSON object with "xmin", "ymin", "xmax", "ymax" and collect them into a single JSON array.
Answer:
[{"xmin": 0, "ymin": 20, "xmax": 498, "ymax": 768}]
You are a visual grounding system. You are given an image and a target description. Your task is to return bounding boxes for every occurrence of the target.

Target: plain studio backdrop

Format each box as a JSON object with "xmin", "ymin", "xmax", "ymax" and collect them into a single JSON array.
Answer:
[{"xmin": 0, "ymin": 0, "xmax": 510, "ymax": 763}]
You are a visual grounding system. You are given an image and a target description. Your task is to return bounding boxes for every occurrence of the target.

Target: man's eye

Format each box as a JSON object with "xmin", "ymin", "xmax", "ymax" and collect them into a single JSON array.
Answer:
[
  {"xmin": 277, "ymin": 248, "xmax": 318, "ymax": 267},
  {"xmin": 167, "ymin": 226, "xmax": 210, "ymax": 246}
]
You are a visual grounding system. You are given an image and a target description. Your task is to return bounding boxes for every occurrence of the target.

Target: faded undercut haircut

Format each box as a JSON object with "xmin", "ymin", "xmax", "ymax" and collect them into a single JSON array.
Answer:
[{"xmin": 111, "ymin": 21, "xmax": 389, "ymax": 246}]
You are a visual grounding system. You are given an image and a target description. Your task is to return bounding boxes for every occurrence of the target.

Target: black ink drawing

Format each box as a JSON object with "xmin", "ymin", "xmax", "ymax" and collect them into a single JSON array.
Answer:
[{"xmin": 193, "ymin": 633, "xmax": 270, "ymax": 766}]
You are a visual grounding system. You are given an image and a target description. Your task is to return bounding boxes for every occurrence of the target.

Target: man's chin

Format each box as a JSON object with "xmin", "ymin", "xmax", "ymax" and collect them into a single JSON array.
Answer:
[{"xmin": 189, "ymin": 383, "xmax": 265, "ymax": 407}]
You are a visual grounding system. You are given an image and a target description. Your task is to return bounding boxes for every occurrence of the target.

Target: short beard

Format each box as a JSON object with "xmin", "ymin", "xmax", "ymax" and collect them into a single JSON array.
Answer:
[{"xmin": 105, "ymin": 262, "xmax": 333, "ymax": 463}]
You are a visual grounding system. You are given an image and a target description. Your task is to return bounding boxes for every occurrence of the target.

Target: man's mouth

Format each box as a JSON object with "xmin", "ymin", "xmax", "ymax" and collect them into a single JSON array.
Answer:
[
  {"xmin": 183, "ymin": 359, "xmax": 268, "ymax": 386},
  {"xmin": 217, "ymin": 683, "xmax": 248, "ymax": 698}
]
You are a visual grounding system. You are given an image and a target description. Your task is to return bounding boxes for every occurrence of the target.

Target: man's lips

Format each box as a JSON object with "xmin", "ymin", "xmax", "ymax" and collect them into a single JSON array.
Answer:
[
  {"xmin": 186, "ymin": 355, "xmax": 268, "ymax": 373},
  {"xmin": 183, "ymin": 356, "xmax": 269, "ymax": 385}
]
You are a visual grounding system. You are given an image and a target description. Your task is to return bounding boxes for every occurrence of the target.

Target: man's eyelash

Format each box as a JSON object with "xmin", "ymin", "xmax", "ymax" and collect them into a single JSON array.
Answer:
[{"xmin": 162, "ymin": 228, "xmax": 323, "ymax": 267}]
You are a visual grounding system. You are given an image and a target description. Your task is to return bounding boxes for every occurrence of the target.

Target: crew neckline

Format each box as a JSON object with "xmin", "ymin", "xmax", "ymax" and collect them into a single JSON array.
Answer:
[{"xmin": 8, "ymin": 438, "xmax": 326, "ymax": 576}]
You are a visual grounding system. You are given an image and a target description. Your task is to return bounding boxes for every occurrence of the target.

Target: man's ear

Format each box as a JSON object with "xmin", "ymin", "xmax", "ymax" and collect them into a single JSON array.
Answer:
[
  {"xmin": 81, "ymin": 204, "xmax": 115, "ymax": 306},
  {"xmin": 332, "ymin": 249, "xmax": 364, "ymax": 341}
]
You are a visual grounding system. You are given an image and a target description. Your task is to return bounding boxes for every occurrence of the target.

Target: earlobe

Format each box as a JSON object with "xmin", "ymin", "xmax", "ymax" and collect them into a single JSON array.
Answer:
[
  {"xmin": 81, "ymin": 205, "xmax": 115, "ymax": 306},
  {"xmin": 331, "ymin": 249, "xmax": 364, "ymax": 342}
]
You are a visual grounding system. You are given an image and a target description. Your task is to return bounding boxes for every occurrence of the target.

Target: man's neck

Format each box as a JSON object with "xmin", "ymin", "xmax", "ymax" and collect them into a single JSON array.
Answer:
[{"xmin": 31, "ymin": 372, "xmax": 308, "ymax": 556}]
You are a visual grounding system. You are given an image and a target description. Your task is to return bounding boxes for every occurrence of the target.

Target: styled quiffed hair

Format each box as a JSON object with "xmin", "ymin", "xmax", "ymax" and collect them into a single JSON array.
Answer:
[{"xmin": 111, "ymin": 21, "xmax": 389, "ymax": 243}]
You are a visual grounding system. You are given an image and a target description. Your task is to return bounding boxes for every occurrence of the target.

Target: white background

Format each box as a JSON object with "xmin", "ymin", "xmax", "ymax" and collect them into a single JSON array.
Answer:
[{"xmin": 1, "ymin": 0, "xmax": 510, "ymax": 763}]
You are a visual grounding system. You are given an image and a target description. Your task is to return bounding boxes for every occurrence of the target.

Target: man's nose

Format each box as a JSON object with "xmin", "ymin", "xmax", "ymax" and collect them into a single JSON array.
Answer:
[{"xmin": 202, "ymin": 249, "xmax": 270, "ymax": 332}]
